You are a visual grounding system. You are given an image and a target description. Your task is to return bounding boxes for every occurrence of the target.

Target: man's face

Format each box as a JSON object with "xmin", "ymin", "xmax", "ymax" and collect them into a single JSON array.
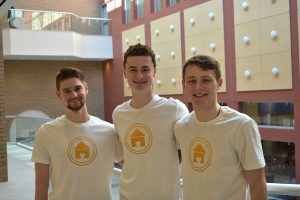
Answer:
[
  {"xmin": 124, "ymin": 56, "xmax": 156, "ymax": 94},
  {"xmin": 56, "ymin": 77, "xmax": 88, "ymax": 111},
  {"xmin": 183, "ymin": 64, "xmax": 222, "ymax": 107}
]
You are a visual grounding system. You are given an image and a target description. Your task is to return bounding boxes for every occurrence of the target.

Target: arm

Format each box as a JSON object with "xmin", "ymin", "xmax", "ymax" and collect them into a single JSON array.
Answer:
[
  {"xmin": 244, "ymin": 168, "xmax": 267, "ymax": 200},
  {"xmin": 35, "ymin": 163, "xmax": 50, "ymax": 200}
]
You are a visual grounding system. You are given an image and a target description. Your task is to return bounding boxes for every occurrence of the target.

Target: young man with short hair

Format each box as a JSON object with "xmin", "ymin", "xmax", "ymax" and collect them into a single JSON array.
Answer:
[
  {"xmin": 174, "ymin": 54, "xmax": 267, "ymax": 200},
  {"xmin": 113, "ymin": 43, "xmax": 189, "ymax": 200},
  {"xmin": 32, "ymin": 67, "xmax": 121, "ymax": 200}
]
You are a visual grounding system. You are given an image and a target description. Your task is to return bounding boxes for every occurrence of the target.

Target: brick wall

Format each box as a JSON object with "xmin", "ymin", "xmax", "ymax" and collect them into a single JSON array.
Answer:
[
  {"xmin": 0, "ymin": 23, "xmax": 8, "ymax": 182},
  {"xmin": 4, "ymin": 60, "xmax": 104, "ymax": 119}
]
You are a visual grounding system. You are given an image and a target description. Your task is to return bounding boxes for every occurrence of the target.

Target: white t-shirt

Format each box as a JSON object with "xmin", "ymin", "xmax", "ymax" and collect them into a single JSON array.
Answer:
[
  {"xmin": 32, "ymin": 115, "xmax": 122, "ymax": 200},
  {"xmin": 113, "ymin": 95, "xmax": 189, "ymax": 200},
  {"xmin": 174, "ymin": 106, "xmax": 266, "ymax": 200}
]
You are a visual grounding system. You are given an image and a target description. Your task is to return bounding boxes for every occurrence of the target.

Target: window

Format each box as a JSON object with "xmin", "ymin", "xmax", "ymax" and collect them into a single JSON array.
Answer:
[
  {"xmin": 124, "ymin": 0, "xmax": 132, "ymax": 23},
  {"xmin": 136, "ymin": 0, "xmax": 144, "ymax": 19},
  {"xmin": 100, "ymin": 4, "xmax": 109, "ymax": 35},
  {"xmin": 168, "ymin": 0, "xmax": 180, "ymax": 7},
  {"xmin": 154, "ymin": 0, "xmax": 163, "ymax": 13},
  {"xmin": 242, "ymin": 102, "xmax": 294, "ymax": 127}
]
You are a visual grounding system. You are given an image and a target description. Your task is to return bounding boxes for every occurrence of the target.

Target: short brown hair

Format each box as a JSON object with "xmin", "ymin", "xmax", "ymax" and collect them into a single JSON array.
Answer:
[
  {"xmin": 56, "ymin": 67, "xmax": 85, "ymax": 90},
  {"xmin": 182, "ymin": 54, "xmax": 221, "ymax": 80},
  {"xmin": 123, "ymin": 43, "xmax": 156, "ymax": 68}
]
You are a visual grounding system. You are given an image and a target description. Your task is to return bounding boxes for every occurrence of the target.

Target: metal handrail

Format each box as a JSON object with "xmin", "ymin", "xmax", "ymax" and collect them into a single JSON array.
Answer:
[
  {"xmin": 113, "ymin": 168, "xmax": 300, "ymax": 196},
  {"xmin": 267, "ymin": 183, "xmax": 300, "ymax": 196},
  {"xmin": 9, "ymin": 8, "xmax": 111, "ymax": 21},
  {"xmin": 7, "ymin": 8, "xmax": 111, "ymax": 35}
]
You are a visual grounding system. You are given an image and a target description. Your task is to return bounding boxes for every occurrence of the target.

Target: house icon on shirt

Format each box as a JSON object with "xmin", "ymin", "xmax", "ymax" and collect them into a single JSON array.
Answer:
[
  {"xmin": 75, "ymin": 141, "xmax": 90, "ymax": 159},
  {"xmin": 131, "ymin": 129, "xmax": 145, "ymax": 147},
  {"xmin": 193, "ymin": 144, "xmax": 206, "ymax": 163}
]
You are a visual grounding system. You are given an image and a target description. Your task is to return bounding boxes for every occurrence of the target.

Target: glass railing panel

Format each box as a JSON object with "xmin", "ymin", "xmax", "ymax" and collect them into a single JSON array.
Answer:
[
  {"xmin": 13, "ymin": 116, "xmax": 52, "ymax": 147},
  {"xmin": 242, "ymin": 102, "xmax": 294, "ymax": 128},
  {"xmin": 6, "ymin": 9, "xmax": 111, "ymax": 35},
  {"xmin": 263, "ymin": 140, "xmax": 297, "ymax": 199}
]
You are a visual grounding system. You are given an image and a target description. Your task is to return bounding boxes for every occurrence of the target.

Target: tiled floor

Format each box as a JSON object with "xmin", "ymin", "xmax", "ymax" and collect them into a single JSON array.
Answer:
[{"xmin": 0, "ymin": 144, "xmax": 120, "ymax": 200}]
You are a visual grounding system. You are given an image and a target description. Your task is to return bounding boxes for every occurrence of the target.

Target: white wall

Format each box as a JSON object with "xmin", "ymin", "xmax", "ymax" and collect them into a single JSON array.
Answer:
[{"xmin": 3, "ymin": 29, "xmax": 113, "ymax": 60}]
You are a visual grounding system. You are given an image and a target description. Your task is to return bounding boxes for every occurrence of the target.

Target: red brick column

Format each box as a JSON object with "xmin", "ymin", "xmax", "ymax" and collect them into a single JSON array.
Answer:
[{"xmin": 0, "ymin": 23, "xmax": 8, "ymax": 182}]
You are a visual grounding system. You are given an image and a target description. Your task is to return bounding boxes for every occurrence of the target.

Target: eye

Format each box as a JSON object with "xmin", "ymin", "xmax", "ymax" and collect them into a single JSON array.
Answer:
[
  {"xmin": 202, "ymin": 79, "xmax": 211, "ymax": 83},
  {"xmin": 63, "ymin": 89, "xmax": 71, "ymax": 95},
  {"xmin": 129, "ymin": 68, "xmax": 137, "ymax": 72},
  {"xmin": 142, "ymin": 68, "xmax": 151, "ymax": 72},
  {"xmin": 187, "ymin": 79, "xmax": 196, "ymax": 84},
  {"xmin": 75, "ymin": 86, "xmax": 83, "ymax": 92}
]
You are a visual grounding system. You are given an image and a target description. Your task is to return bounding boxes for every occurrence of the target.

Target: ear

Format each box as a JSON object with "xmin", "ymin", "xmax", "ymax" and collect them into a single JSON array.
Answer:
[
  {"xmin": 154, "ymin": 67, "xmax": 156, "ymax": 78},
  {"xmin": 182, "ymin": 79, "xmax": 185, "ymax": 89},
  {"xmin": 85, "ymin": 82, "xmax": 89, "ymax": 94},
  {"xmin": 123, "ymin": 68, "xmax": 127, "ymax": 79},
  {"xmin": 217, "ymin": 78, "xmax": 223, "ymax": 90},
  {"xmin": 56, "ymin": 90, "xmax": 62, "ymax": 100}
]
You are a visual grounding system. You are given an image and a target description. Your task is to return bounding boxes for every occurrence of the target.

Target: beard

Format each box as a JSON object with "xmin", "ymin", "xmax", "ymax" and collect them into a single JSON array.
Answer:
[{"xmin": 67, "ymin": 99, "xmax": 85, "ymax": 111}]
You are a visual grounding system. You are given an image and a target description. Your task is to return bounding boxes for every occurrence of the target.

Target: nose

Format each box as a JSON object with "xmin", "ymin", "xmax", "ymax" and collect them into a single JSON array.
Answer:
[
  {"xmin": 136, "ymin": 71, "xmax": 144, "ymax": 79},
  {"xmin": 195, "ymin": 81, "xmax": 203, "ymax": 91},
  {"xmin": 69, "ymin": 90, "xmax": 79, "ymax": 97}
]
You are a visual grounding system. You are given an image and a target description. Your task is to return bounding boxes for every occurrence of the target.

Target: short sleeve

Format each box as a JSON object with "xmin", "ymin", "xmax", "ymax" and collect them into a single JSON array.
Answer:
[
  {"xmin": 175, "ymin": 100, "xmax": 189, "ymax": 122},
  {"xmin": 236, "ymin": 119, "xmax": 266, "ymax": 170},
  {"xmin": 31, "ymin": 126, "xmax": 50, "ymax": 164},
  {"xmin": 113, "ymin": 129, "xmax": 124, "ymax": 163}
]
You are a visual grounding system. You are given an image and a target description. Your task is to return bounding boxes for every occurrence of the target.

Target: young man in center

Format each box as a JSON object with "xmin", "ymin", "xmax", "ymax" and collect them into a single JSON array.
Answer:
[
  {"xmin": 113, "ymin": 43, "xmax": 189, "ymax": 200},
  {"xmin": 174, "ymin": 54, "xmax": 267, "ymax": 200}
]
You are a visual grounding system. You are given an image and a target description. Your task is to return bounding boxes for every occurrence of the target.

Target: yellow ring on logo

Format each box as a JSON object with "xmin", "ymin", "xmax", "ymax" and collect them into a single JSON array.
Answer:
[
  {"xmin": 124, "ymin": 123, "xmax": 153, "ymax": 154},
  {"xmin": 188, "ymin": 137, "xmax": 212, "ymax": 172},
  {"xmin": 67, "ymin": 136, "xmax": 97, "ymax": 166}
]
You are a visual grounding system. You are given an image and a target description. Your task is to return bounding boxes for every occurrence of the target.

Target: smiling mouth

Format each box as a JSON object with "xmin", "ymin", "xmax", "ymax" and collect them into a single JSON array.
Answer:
[
  {"xmin": 69, "ymin": 98, "xmax": 81, "ymax": 103},
  {"xmin": 133, "ymin": 80, "xmax": 146, "ymax": 84},
  {"xmin": 193, "ymin": 93, "xmax": 207, "ymax": 97}
]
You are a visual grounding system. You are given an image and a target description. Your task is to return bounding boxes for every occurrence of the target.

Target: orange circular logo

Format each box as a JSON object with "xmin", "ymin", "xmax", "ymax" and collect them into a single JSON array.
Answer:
[
  {"xmin": 188, "ymin": 137, "xmax": 212, "ymax": 171},
  {"xmin": 124, "ymin": 123, "xmax": 153, "ymax": 154},
  {"xmin": 67, "ymin": 136, "xmax": 97, "ymax": 166}
]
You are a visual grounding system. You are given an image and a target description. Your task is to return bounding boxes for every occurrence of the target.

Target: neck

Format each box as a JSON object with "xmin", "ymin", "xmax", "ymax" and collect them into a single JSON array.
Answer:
[
  {"xmin": 66, "ymin": 106, "xmax": 90, "ymax": 123},
  {"xmin": 131, "ymin": 92, "xmax": 155, "ymax": 109},
  {"xmin": 194, "ymin": 103, "xmax": 221, "ymax": 122}
]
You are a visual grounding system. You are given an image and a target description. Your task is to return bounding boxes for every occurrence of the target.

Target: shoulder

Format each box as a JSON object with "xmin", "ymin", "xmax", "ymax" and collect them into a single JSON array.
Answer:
[
  {"xmin": 40, "ymin": 116, "xmax": 64, "ymax": 129},
  {"xmin": 222, "ymin": 106, "xmax": 254, "ymax": 124},
  {"xmin": 175, "ymin": 112, "xmax": 193, "ymax": 128},
  {"xmin": 222, "ymin": 106, "xmax": 247, "ymax": 118},
  {"xmin": 90, "ymin": 116, "xmax": 114, "ymax": 129},
  {"xmin": 160, "ymin": 97, "xmax": 187, "ymax": 109},
  {"xmin": 113, "ymin": 100, "xmax": 131, "ymax": 114}
]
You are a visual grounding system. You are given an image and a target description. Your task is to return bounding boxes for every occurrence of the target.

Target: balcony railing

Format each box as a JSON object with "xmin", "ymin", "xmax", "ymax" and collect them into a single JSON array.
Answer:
[{"xmin": 6, "ymin": 8, "xmax": 111, "ymax": 35}]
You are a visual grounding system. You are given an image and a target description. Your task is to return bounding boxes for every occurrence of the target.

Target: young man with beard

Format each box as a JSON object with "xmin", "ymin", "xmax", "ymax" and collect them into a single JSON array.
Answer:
[
  {"xmin": 174, "ymin": 54, "xmax": 267, "ymax": 200},
  {"xmin": 113, "ymin": 43, "xmax": 189, "ymax": 200},
  {"xmin": 32, "ymin": 67, "xmax": 121, "ymax": 200}
]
